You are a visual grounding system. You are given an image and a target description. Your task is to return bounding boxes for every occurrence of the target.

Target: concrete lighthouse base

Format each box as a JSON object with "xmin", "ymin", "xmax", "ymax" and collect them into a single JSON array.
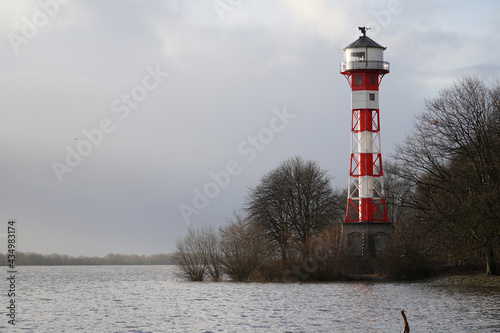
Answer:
[{"xmin": 340, "ymin": 222, "xmax": 393, "ymax": 275}]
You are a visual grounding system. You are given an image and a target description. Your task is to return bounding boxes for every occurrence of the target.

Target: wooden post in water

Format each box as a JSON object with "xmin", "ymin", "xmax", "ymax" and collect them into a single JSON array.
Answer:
[{"xmin": 401, "ymin": 309, "xmax": 410, "ymax": 333}]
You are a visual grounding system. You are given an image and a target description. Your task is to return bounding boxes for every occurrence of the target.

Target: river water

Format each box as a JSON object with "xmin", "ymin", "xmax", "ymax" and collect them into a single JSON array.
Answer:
[{"xmin": 2, "ymin": 265, "xmax": 500, "ymax": 332}]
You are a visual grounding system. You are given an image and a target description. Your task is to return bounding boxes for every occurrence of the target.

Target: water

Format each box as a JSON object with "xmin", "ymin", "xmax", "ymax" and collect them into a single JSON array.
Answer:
[{"xmin": 2, "ymin": 265, "xmax": 500, "ymax": 332}]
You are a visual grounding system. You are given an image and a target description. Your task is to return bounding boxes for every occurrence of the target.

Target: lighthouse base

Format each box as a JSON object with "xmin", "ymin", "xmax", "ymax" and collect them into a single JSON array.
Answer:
[{"xmin": 341, "ymin": 222, "xmax": 393, "ymax": 275}]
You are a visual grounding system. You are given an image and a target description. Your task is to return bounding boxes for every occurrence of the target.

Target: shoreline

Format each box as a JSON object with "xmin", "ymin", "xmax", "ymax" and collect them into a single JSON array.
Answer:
[
  {"xmin": 340, "ymin": 270, "xmax": 500, "ymax": 287},
  {"xmin": 421, "ymin": 273, "xmax": 500, "ymax": 287}
]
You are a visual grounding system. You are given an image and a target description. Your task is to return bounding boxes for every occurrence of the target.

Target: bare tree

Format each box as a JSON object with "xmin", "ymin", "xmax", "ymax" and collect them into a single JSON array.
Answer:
[
  {"xmin": 174, "ymin": 226, "xmax": 206, "ymax": 281},
  {"xmin": 384, "ymin": 161, "xmax": 413, "ymax": 227},
  {"xmin": 219, "ymin": 213, "xmax": 272, "ymax": 281},
  {"xmin": 393, "ymin": 76, "xmax": 500, "ymax": 274},
  {"xmin": 245, "ymin": 156, "xmax": 342, "ymax": 267},
  {"xmin": 174, "ymin": 224, "xmax": 222, "ymax": 281},
  {"xmin": 197, "ymin": 224, "xmax": 223, "ymax": 281}
]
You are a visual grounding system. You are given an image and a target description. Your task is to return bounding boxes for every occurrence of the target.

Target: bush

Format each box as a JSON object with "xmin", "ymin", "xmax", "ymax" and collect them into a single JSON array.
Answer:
[
  {"xmin": 174, "ymin": 225, "xmax": 221, "ymax": 281},
  {"xmin": 219, "ymin": 214, "xmax": 273, "ymax": 281}
]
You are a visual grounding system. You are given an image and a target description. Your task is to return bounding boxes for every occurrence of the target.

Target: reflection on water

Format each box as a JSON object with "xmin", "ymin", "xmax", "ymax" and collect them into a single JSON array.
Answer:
[{"xmin": 2, "ymin": 266, "xmax": 499, "ymax": 332}]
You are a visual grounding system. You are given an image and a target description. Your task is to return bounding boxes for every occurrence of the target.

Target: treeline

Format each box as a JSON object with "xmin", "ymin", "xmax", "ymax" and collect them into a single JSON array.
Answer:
[
  {"xmin": 175, "ymin": 218, "xmax": 346, "ymax": 282},
  {"xmin": 2, "ymin": 252, "xmax": 176, "ymax": 265},
  {"xmin": 385, "ymin": 75, "xmax": 500, "ymax": 277},
  {"xmin": 175, "ymin": 76, "xmax": 500, "ymax": 282},
  {"xmin": 175, "ymin": 157, "xmax": 349, "ymax": 282}
]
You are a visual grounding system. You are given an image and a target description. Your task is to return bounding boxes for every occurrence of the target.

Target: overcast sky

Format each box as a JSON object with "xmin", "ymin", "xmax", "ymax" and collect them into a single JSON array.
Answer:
[{"xmin": 1, "ymin": 0, "xmax": 499, "ymax": 256}]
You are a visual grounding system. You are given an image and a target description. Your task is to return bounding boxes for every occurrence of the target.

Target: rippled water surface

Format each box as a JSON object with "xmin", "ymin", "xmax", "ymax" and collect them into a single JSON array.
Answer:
[{"xmin": 3, "ymin": 266, "xmax": 500, "ymax": 332}]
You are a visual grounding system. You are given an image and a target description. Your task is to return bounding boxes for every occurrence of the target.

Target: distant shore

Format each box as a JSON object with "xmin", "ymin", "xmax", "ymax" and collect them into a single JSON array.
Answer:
[{"xmin": 1, "ymin": 251, "xmax": 176, "ymax": 266}]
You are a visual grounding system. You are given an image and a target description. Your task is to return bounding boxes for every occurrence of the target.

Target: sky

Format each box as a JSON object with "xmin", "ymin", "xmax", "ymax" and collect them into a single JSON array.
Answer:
[{"xmin": 1, "ymin": 0, "xmax": 499, "ymax": 256}]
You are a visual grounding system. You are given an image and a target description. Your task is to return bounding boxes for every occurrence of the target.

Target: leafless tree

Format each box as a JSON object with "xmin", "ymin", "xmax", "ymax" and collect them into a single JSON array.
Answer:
[
  {"xmin": 245, "ymin": 156, "xmax": 343, "ymax": 267},
  {"xmin": 382, "ymin": 160, "xmax": 429, "ymax": 260},
  {"xmin": 197, "ymin": 224, "xmax": 222, "ymax": 281},
  {"xmin": 174, "ymin": 224, "xmax": 222, "ymax": 281},
  {"xmin": 219, "ymin": 213, "xmax": 272, "ymax": 281},
  {"xmin": 174, "ymin": 226, "xmax": 206, "ymax": 281},
  {"xmin": 384, "ymin": 161, "xmax": 413, "ymax": 227},
  {"xmin": 392, "ymin": 76, "xmax": 500, "ymax": 274}
]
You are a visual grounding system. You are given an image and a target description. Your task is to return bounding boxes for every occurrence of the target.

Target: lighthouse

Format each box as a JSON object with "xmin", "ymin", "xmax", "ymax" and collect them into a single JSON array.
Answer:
[{"xmin": 340, "ymin": 27, "xmax": 392, "ymax": 261}]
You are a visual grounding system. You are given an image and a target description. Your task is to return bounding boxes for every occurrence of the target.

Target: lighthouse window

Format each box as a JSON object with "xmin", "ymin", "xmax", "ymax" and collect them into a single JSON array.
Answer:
[
  {"xmin": 351, "ymin": 52, "xmax": 365, "ymax": 61},
  {"xmin": 369, "ymin": 76, "xmax": 376, "ymax": 85},
  {"xmin": 355, "ymin": 76, "xmax": 362, "ymax": 85},
  {"xmin": 369, "ymin": 93, "xmax": 376, "ymax": 101}
]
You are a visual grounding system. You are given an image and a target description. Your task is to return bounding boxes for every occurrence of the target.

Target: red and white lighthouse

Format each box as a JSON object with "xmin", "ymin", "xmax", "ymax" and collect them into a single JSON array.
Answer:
[{"xmin": 340, "ymin": 27, "xmax": 392, "ymax": 259}]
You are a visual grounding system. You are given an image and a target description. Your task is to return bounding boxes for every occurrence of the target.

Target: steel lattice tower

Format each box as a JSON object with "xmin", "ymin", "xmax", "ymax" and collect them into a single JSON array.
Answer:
[{"xmin": 340, "ymin": 27, "xmax": 392, "ymax": 259}]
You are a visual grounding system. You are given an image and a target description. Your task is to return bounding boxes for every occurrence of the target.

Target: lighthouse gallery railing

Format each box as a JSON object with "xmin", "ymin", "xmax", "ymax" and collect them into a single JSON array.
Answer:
[{"xmin": 340, "ymin": 61, "xmax": 390, "ymax": 72}]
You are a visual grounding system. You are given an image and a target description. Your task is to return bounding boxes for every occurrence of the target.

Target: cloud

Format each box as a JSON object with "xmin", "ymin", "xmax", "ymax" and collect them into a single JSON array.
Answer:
[
  {"xmin": 277, "ymin": 0, "xmax": 350, "ymax": 41},
  {"xmin": 265, "ymin": 54, "xmax": 303, "ymax": 69},
  {"xmin": 1, "ymin": 0, "xmax": 499, "ymax": 256}
]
